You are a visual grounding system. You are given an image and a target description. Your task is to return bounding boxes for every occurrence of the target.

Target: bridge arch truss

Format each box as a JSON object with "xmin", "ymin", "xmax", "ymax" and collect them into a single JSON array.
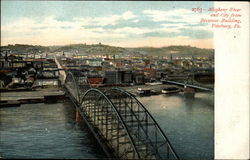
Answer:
[
  {"xmin": 64, "ymin": 72, "xmax": 179, "ymax": 159},
  {"xmin": 103, "ymin": 88, "xmax": 179, "ymax": 159}
]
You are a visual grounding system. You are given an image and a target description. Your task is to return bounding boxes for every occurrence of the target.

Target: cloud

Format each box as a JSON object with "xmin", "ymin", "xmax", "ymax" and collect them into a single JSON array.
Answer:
[
  {"xmin": 1, "ymin": 11, "xmax": 137, "ymax": 37},
  {"xmin": 143, "ymin": 9, "xmax": 210, "ymax": 25},
  {"xmin": 122, "ymin": 11, "xmax": 137, "ymax": 20},
  {"xmin": 143, "ymin": 9, "xmax": 213, "ymax": 38},
  {"xmin": 1, "ymin": 16, "xmax": 128, "ymax": 46},
  {"xmin": 143, "ymin": 9, "xmax": 192, "ymax": 22},
  {"xmin": 161, "ymin": 23, "xmax": 212, "ymax": 31},
  {"xmin": 74, "ymin": 11, "xmax": 137, "ymax": 27},
  {"xmin": 1, "ymin": 9, "xmax": 212, "ymax": 47},
  {"xmin": 112, "ymin": 27, "xmax": 152, "ymax": 35},
  {"xmin": 132, "ymin": 19, "xmax": 139, "ymax": 23}
]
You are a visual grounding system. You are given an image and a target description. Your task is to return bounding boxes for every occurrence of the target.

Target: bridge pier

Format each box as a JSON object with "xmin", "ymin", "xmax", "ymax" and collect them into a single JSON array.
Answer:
[
  {"xmin": 184, "ymin": 86, "xmax": 195, "ymax": 98},
  {"xmin": 76, "ymin": 111, "xmax": 83, "ymax": 122}
]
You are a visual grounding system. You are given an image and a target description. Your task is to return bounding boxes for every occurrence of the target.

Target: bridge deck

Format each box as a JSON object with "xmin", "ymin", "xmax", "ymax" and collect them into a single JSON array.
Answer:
[{"xmin": 164, "ymin": 80, "xmax": 214, "ymax": 92}]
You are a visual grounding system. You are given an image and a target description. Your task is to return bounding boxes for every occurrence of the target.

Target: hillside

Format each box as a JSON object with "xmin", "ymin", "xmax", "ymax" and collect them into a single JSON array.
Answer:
[
  {"xmin": 130, "ymin": 45, "xmax": 214, "ymax": 57},
  {"xmin": 1, "ymin": 44, "xmax": 50, "ymax": 54},
  {"xmin": 1, "ymin": 44, "xmax": 214, "ymax": 57},
  {"xmin": 50, "ymin": 44, "xmax": 126, "ymax": 55}
]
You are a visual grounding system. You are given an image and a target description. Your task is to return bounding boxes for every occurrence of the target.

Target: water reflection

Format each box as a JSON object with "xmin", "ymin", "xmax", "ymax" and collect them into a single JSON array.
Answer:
[{"xmin": 184, "ymin": 98, "xmax": 194, "ymax": 113}]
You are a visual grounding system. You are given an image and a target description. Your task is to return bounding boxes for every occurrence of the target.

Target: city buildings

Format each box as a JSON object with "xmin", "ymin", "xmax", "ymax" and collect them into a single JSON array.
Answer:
[{"xmin": 0, "ymin": 47, "xmax": 214, "ymax": 90}]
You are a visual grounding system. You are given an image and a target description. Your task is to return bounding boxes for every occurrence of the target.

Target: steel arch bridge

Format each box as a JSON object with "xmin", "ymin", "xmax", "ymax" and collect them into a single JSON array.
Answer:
[{"xmin": 64, "ymin": 72, "xmax": 179, "ymax": 160}]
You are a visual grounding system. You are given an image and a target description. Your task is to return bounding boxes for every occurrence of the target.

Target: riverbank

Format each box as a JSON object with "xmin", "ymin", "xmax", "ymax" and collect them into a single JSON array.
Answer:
[
  {"xmin": 0, "ymin": 88, "xmax": 65, "ymax": 107},
  {"xmin": 0, "ymin": 83, "xmax": 214, "ymax": 107}
]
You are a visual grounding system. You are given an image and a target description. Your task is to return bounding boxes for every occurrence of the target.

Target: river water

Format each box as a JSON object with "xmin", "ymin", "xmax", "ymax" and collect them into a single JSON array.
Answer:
[{"xmin": 0, "ymin": 92, "xmax": 214, "ymax": 159}]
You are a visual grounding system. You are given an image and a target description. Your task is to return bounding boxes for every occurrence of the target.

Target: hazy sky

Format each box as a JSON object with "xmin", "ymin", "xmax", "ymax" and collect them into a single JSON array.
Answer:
[{"xmin": 1, "ymin": 1, "xmax": 213, "ymax": 48}]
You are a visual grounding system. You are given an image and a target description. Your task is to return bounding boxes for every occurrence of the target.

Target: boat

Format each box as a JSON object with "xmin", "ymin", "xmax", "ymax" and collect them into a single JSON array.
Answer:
[
  {"xmin": 145, "ymin": 82, "xmax": 163, "ymax": 85},
  {"xmin": 137, "ymin": 88, "xmax": 152, "ymax": 96},
  {"xmin": 161, "ymin": 87, "xmax": 181, "ymax": 94}
]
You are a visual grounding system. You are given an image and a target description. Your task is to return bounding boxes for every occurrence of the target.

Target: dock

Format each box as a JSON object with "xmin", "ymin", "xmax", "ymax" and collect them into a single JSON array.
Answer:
[{"xmin": 0, "ymin": 88, "xmax": 65, "ymax": 107}]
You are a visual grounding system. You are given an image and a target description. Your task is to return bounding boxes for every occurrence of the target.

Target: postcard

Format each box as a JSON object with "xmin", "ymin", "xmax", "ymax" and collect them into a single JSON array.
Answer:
[{"xmin": 0, "ymin": 1, "xmax": 249, "ymax": 159}]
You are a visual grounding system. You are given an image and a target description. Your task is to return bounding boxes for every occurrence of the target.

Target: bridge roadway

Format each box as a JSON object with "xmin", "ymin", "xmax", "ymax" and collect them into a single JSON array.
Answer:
[
  {"xmin": 64, "ymin": 72, "xmax": 179, "ymax": 160},
  {"xmin": 163, "ymin": 80, "xmax": 214, "ymax": 92}
]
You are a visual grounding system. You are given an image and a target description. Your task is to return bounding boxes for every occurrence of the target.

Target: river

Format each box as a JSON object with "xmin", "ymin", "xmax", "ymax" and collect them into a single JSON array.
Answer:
[{"xmin": 0, "ymin": 92, "xmax": 213, "ymax": 159}]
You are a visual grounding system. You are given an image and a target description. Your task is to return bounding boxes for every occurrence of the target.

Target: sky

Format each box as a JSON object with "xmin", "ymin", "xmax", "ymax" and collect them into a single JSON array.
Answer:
[{"xmin": 1, "ymin": 1, "xmax": 214, "ymax": 48}]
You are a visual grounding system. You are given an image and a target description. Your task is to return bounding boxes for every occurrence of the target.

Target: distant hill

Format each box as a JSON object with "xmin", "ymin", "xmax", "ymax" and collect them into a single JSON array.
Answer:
[
  {"xmin": 1, "ymin": 44, "xmax": 49, "ymax": 54},
  {"xmin": 50, "ymin": 44, "xmax": 126, "ymax": 55},
  {"xmin": 1, "ymin": 44, "xmax": 214, "ymax": 57},
  {"xmin": 130, "ymin": 45, "xmax": 214, "ymax": 57}
]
